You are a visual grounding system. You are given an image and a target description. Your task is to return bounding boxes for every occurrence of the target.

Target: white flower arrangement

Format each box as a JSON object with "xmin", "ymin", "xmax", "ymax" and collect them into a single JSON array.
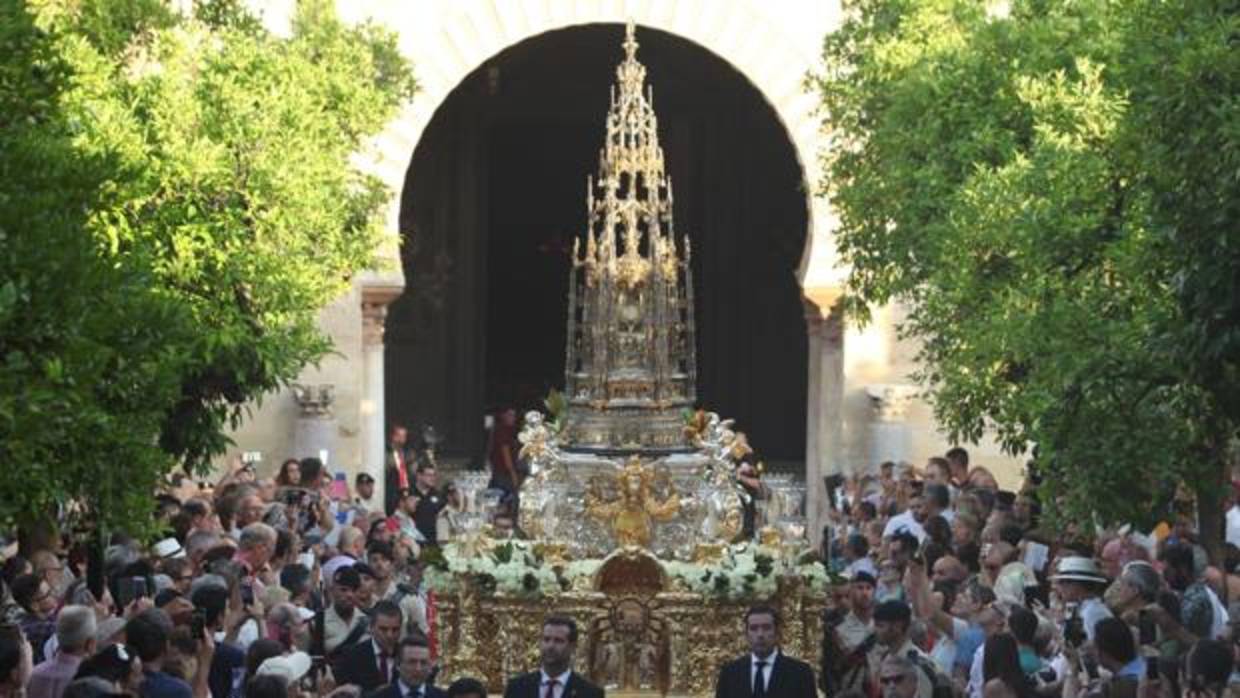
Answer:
[
  {"xmin": 424, "ymin": 540, "xmax": 592, "ymax": 597},
  {"xmin": 424, "ymin": 540, "xmax": 823, "ymax": 600},
  {"xmin": 663, "ymin": 545, "xmax": 781, "ymax": 600}
]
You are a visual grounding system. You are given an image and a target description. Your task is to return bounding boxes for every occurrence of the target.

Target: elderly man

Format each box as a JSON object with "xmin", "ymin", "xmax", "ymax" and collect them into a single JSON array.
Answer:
[
  {"xmin": 27, "ymin": 606, "xmax": 95, "ymax": 698},
  {"xmin": 30, "ymin": 552, "xmax": 70, "ymax": 600},
  {"xmin": 266, "ymin": 603, "xmax": 313, "ymax": 653},
  {"xmin": 880, "ymin": 655, "xmax": 926, "ymax": 698},
  {"xmin": 234, "ymin": 492, "xmax": 266, "ymax": 532},
  {"xmin": 931, "ymin": 556, "xmax": 968, "ymax": 587},
  {"xmin": 233, "ymin": 523, "xmax": 277, "ymax": 586},
  {"xmin": 1105, "ymin": 561, "xmax": 1162, "ymax": 620}
]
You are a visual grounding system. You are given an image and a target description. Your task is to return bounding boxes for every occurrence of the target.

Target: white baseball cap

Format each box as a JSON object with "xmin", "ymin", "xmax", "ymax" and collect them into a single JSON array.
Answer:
[{"xmin": 257, "ymin": 652, "xmax": 312, "ymax": 683}]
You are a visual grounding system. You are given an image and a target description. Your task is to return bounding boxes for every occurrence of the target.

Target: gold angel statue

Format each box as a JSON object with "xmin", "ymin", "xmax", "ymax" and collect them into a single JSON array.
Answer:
[{"xmin": 585, "ymin": 457, "xmax": 680, "ymax": 547}]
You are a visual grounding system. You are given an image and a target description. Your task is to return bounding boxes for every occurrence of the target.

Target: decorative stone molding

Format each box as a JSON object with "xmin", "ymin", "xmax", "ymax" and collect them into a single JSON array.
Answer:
[
  {"xmin": 361, "ymin": 302, "xmax": 389, "ymax": 346},
  {"xmin": 292, "ymin": 383, "xmax": 335, "ymax": 418},
  {"xmin": 307, "ymin": 0, "xmax": 840, "ymax": 291},
  {"xmin": 865, "ymin": 383, "xmax": 918, "ymax": 423},
  {"xmin": 361, "ymin": 283, "xmax": 404, "ymax": 347}
]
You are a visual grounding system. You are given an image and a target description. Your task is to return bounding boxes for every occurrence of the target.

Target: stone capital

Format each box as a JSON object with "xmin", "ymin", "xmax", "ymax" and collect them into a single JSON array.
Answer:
[
  {"xmin": 361, "ymin": 283, "xmax": 403, "ymax": 347},
  {"xmin": 292, "ymin": 383, "xmax": 335, "ymax": 418},
  {"xmin": 865, "ymin": 383, "xmax": 918, "ymax": 422},
  {"xmin": 802, "ymin": 284, "xmax": 844, "ymax": 318}
]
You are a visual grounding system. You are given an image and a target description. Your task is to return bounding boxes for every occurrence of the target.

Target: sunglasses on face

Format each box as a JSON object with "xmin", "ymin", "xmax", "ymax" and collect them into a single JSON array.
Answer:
[{"xmin": 880, "ymin": 675, "xmax": 909, "ymax": 687}]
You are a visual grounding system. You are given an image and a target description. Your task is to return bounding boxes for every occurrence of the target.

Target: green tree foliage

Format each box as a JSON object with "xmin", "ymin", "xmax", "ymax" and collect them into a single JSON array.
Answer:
[
  {"xmin": 0, "ymin": 0, "xmax": 415, "ymax": 537},
  {"xmin": 812, "ymin": 0, "xmax": 1240, "ymax": 538}
]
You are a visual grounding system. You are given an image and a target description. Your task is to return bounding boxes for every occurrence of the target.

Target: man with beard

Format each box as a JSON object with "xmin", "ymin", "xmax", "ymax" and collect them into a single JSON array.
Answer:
[
  {"xmin": 323, "ymin": 567, "xmax": 365, "ymax": 655},
  {"xmin": 822, "ymin": 571, "xmax": 878, "ymax": 695},
  {"xmin": 503, "ymin": 615, "xmax": 603, "ymax": 698},
  {"xmin": 884, "ymin": 493, "xmax": 927, "ymax": 543}
]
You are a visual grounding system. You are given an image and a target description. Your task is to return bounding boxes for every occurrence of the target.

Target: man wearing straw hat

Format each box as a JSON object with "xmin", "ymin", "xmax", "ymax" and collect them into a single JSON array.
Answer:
[{"xmin": 1050, "ymin": 556, "xmax": 1112, "ymax": 643}]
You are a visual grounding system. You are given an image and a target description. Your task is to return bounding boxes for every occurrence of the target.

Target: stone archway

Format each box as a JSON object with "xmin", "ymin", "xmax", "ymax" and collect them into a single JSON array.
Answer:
[
  {"xmin": 346, "ymin": 1, "xmax": 840, "ymax": 287},
  {"xmin": 387, "ymin": 23, "xmax": 811, "ymax": 469},
  {"xmin": 331, "ymin": 2, "xmax": 846, "ymax": 538}
]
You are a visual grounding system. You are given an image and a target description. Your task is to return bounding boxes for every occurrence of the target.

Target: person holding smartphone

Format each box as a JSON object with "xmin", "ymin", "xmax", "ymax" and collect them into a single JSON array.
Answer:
[{"xmin": 1061, "ymin": 618, "xmax": 1144, "ymax": 698}]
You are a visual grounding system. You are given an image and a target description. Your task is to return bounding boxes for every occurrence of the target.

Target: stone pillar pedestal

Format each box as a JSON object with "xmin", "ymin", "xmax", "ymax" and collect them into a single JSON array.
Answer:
[
  {"xmin": 865, "ymin": 383, "xmax": 918, "ymax": 469},
  {"xmin": 292, "ymin": 384, "xmax": 337, "ymax": 467},
  {"xmin": 361, "ymin": 284, "xmax": 402, "ymax": 503},
  {"xmin": 804, "ymin": 295, "xmax": 845, "ymax": 549}
]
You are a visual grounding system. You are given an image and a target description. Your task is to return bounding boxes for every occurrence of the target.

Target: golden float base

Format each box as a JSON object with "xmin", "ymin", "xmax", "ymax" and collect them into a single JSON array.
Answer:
[{"xmin": 433, "ymin": 549, "xmax": 824, "ymax": 696}]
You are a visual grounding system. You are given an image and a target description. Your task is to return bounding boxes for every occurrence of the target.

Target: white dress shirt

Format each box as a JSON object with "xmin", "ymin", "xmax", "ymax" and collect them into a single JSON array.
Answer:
[
  {"xmin": 540, "ymin": 668, "xmax": 572, "ymax": 698},
  {"xmin": 750, "ymin": 651, "xmax": 778, "ymax": 692},
  {"xmin": 397, "ymin": 679, "xmax": 426, "ymax": 698}
]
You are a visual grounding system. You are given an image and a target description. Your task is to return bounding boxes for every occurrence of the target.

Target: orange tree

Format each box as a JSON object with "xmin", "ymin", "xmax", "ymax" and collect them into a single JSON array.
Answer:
[
  {"xmin": 0, "ymin": 0, "xmax": 415, "ymax": 540},
  {"xmin": 812, "ymin": 0, "xmax": 1240, "ymax": 553}
]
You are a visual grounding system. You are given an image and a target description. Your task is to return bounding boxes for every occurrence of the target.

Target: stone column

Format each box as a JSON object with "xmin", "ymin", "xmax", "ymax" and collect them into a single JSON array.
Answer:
[
  {"xmin": 865, "ymin": 383, "xmax": 918, "ymax": 469},
  {"xmin": 361, "ymin": 285, "xmax": 402, "ymax": 503},
  {"xmin": 292, "ymin": 383, "xmax": 337, "ymax": 467},
  {"xmin": 804, "ymin": 295, "xmax": 845, "ymax": 549}
]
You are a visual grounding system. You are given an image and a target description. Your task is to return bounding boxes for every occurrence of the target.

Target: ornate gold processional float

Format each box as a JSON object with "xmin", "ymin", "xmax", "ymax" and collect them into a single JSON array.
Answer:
[{"xmin": 427, "ymin": 24, "xmax": 823, "ymax": 697}]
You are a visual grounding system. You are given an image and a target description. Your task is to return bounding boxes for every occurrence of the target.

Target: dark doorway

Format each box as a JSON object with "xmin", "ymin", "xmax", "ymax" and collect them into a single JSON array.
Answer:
[{"xmin": 387, "ymin": 24, "xmax": 808, "ymax": 467}]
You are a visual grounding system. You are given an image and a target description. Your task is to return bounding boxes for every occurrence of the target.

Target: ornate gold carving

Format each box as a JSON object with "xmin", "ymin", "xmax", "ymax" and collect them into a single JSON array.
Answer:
[
  {"xmin": 585, "ymin": 457, "xmax": 680, "ymax": 547},
  {"xmin": 562, "ymin": 22, "xmax": 697, "ymax": 453},
  {"xmin": 433, "ymin": 568, "xmax": 825, "ymax": 696}
]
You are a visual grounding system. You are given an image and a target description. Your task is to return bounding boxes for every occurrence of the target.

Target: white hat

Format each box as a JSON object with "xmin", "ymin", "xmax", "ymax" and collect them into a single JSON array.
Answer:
[
  {"xmin": 321, "ymin": 555, "xmax": 355, "ymax": 582},
  {"xmin": 1049, "ymin": 556, "xmax": 1108, "ymax": 584},
  {"xmin": 153, "ymin": 538, "xmax": 185, "ymax": 559},
  {"xmin": 296, "ymin": 607, "xmax": 316, "ymax": 622},
  {"xmin": 257, "ymin": 652, "xmax": 312, "ymax": 683}
]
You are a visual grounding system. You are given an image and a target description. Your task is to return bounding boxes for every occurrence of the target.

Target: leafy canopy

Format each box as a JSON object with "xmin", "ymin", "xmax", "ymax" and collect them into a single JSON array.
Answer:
[
  {"xmin": 0, "ymin": 0, "xmax": 415, "ymax": 537},
  {"xmin": 812, "ymin": 0, "xmax": 1240, "ymax": 531}
]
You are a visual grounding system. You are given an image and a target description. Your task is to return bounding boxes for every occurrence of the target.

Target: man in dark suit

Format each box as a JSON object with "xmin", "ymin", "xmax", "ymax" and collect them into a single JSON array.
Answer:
[
  {"xmin": 503, "ymin": 615, "xmax": 604, "ymax": 698},
  {"xmin": 364, "ymin": 635, "xmax": 445, "ymax": 698},
  {"xmin": 334, "ymin": 600, "xmax": 403, "ymax": 691},
  {"xmin": 385, "ymin": 424, "xmax": 412, "ymax": 516},
  {"xmin": 715, "ymin": 604, "xmax": 816, "ymax": 698}
]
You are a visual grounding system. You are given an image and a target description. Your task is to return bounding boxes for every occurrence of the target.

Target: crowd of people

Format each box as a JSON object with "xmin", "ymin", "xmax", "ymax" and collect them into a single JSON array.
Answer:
[
  {"xmin": 817, "ymin": 448, "xmax": 1240, "ymax": 698},
  {"xmin": 0, "ymin": 449, "xmax": 486, "ymax": 698},
  {"xmin": 2, "ymin": 437, "xmax": 1240, "ymax": 698}
]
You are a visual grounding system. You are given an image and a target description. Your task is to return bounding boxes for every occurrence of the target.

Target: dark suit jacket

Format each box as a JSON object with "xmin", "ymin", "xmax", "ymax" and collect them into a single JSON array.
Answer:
[
  {"xmin": 334, "ymin": 639, "xmax": 395, "ymax": 692},
  {"xmin": 715, "ymin": 653, "xmax": 817, "ymax": 698},
  {"xmin": 502, "ymin": 671, "xmax": 605, "ymax": 698},
  {"xmin": 363, "ymin": 681, "xmax": 446, "ymax": 698},
  {"xmin": 384, "ymin": 446, "xmax": 412, "ymax": 515}
]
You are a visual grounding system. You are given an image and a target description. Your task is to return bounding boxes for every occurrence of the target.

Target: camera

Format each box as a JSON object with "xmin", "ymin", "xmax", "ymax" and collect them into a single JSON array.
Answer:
[
  {"xmin": 1138, "ymin": 610, "xmax": 1157, "ymax": 646},
  {"xmin": 117, "ymin": 576, "xmax": 148, "ymax": 607},
  {"xmin": 1064, "ymin": 614, "xmax": 1086, "ymax": 649},
  {"xmin": 190, "ymin": 609, "xmax": 206, "ymax": 642}
]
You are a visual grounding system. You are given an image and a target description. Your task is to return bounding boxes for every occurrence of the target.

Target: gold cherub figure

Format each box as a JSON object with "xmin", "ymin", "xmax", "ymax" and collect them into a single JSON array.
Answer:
[{"xmin": 585, "ymin": 456, "xmax": 680, "ymax": 548}]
